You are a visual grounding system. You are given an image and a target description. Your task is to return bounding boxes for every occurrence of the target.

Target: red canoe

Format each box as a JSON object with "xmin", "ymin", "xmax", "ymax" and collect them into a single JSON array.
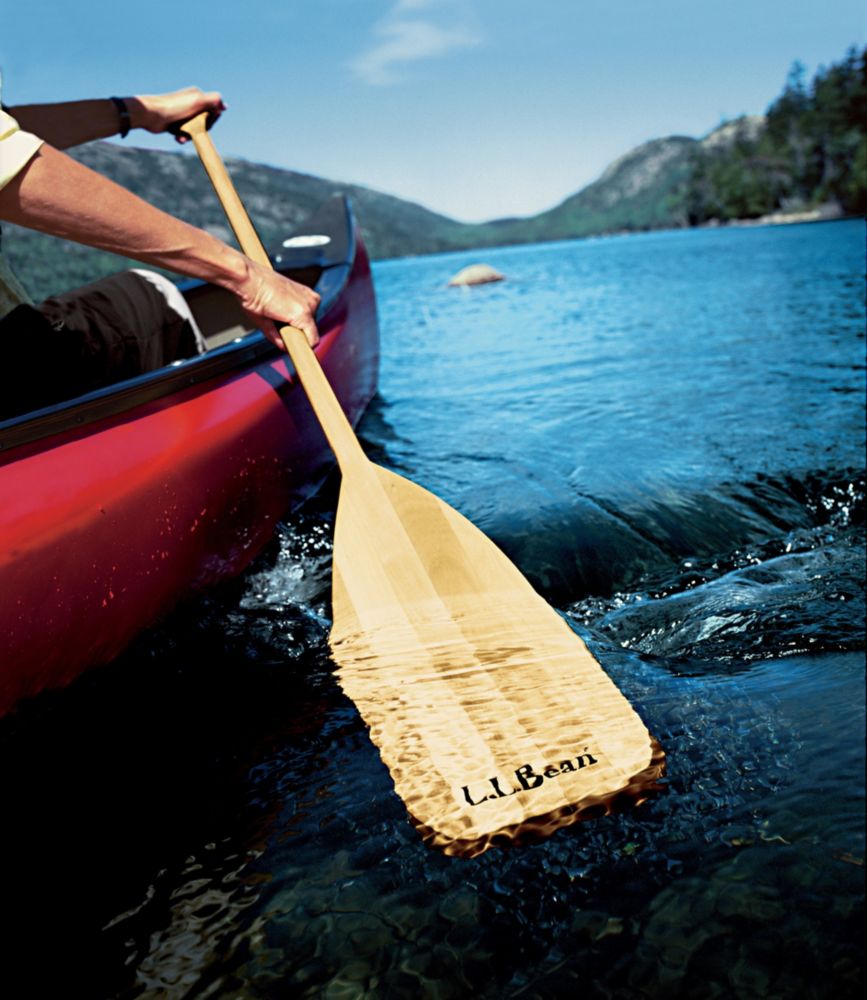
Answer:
[{"xmin": 0, "ymin": 197, "xmax": 379, "ymax": 715}]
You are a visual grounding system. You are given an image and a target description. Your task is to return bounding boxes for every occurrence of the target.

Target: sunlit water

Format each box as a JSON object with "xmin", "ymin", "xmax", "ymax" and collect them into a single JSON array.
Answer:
[{"xmin": 1, "ymin": 220, "xmax": 864, "ymax": 998}]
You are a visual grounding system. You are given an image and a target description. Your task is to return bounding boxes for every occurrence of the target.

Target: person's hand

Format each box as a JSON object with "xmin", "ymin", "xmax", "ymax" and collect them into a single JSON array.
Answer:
[
  {"xmin": 234, "ymin": 259, "xmax": 321, "ymax": 349},
  {"xmin": 130, "ymin": 87, "xmax": 226, "ymax": 143}
]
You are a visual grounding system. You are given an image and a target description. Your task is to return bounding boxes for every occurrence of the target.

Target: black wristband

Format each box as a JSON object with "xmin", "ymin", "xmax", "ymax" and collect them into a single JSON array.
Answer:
[{"xmin": 109, "ymin": 96, "xmax": 131, "ymax": 138}]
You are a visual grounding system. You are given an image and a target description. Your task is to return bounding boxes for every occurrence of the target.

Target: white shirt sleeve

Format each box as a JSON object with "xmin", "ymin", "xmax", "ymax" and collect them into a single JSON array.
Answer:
[{"xmin": 1, "ymin": 107, "xmax": 44, "ymax": 191}]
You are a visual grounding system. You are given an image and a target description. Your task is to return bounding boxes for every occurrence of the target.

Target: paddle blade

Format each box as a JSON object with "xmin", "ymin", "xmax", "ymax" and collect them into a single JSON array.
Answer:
[{"xmin": 330, "ymin": 464, "xmax": 664, "ymax": 858}]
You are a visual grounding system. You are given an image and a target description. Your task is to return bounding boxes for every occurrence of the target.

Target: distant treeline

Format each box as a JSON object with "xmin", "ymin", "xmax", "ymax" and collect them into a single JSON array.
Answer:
[{"xmin": 684, "ymin": 46, "xmax": 867, "ymax": 223}]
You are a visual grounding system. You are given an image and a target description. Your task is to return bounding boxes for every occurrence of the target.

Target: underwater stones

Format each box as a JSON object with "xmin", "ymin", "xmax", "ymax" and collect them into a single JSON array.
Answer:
[
  {"xmin": 630, "ymin": 845, "xmax": 820, "ymax": 996},
  {"xmin": 346, "ymin": 919, "xmax": 393, "ymax": 959},
  {"xmin": 713, "ymin": 880, "xmax": 786, "ymax": 922},
  {"xmin": 437, "ymin": 886, "xmax": 480, "ymax": 923},
  {"xmin": 570, "ymin": 909, "xmax": 625, "ymax": 942},
  {"xmin": 448, "ymin": 263, "xmax": 505, "ymax": 287},
  {"xmin": 323, "ymin": 978, "xmax": 367, "ymax": 1000}
]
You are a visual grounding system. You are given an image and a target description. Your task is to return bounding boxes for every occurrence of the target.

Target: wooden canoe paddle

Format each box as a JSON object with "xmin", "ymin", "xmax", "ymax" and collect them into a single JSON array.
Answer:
[{"xmin": 181, "ymin": 113, "xmax": 664, "ymax": 857}]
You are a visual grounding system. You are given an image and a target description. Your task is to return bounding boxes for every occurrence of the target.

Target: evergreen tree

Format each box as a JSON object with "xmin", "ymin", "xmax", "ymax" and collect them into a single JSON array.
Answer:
[{"xmin": 684, "ymin": 46, "xmax": 866, "ymax": 222}]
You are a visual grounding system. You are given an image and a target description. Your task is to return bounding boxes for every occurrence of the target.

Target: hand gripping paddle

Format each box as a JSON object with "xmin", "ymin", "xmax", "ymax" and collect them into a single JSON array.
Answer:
[{"xmin": 182, "ymin": 114, "xmax": 664, "ymax": 857}]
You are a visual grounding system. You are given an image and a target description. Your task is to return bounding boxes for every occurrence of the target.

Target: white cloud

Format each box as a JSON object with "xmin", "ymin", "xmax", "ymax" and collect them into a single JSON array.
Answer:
[{"xmin": 350, "ymin": 1, "xmax": 482, "ymax": 86}]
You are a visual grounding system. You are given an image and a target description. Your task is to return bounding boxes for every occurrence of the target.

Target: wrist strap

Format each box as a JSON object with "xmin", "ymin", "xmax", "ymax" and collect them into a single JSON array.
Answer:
[{"xmin": 109, "ymin": 96, "xmax": 131, "ymax": 138}]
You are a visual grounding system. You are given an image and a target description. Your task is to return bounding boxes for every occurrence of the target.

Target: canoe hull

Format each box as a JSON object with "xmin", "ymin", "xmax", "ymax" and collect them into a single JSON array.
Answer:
[{"xmin": 0, "ymin": 208, "xmax": 378, "ymax": 714}]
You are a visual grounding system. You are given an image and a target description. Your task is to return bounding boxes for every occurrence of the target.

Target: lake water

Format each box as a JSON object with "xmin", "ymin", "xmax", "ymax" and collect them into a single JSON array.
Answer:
[{"xmin": 2, "ymin": 220, "xmax": 864, "ymax": 998}]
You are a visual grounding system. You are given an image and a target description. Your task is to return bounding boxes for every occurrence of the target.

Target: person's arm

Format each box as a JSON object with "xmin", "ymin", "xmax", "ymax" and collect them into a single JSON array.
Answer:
[
  {"xmin": 6, "ymin": 87, "xmax": 225, "ymax": 150},
  {"xmin": 0, "ymin": 143, "xmax": 319, "ymax": 345}
]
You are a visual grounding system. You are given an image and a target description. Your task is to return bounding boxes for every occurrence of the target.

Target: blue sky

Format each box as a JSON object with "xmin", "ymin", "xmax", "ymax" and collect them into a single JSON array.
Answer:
[{"xmin": 3, "ymin": 1, "xmax": 864, "ymax": 221}]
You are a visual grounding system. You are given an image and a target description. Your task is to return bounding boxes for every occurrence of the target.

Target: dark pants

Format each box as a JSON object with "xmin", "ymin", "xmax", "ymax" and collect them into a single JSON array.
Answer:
[{"xmin": 0, "ymin": 270, "xmax": 205, "ymax": 422}]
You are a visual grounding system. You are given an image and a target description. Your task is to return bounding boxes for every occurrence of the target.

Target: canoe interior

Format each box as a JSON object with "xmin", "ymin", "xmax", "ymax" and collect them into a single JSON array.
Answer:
[
  {"xmin": 187, "ymin": 266, "xmax": 323, "ymax": 350},
  {"xmin": 0, "ymin": 195, "xmax": 357, "ymax": 455}
]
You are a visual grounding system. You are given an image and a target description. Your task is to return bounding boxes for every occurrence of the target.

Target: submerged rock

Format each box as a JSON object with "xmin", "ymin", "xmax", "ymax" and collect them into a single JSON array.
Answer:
[{"xmin": 448, "ymin": 264, "xmax": 505, "ymax": 287}]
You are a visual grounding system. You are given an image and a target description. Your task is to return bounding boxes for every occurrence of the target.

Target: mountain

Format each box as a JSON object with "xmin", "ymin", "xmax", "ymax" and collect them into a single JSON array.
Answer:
[
  {"xmin": 475, "ymin": 135, "xmax": 698, "ymax": 245},
  {"xmin": 0, "ymin": 124, "xmax": 743, "ymax": 301},
  {"xmin": 2, "ymin": 142, "xmax": 479, "ymax": 302}
]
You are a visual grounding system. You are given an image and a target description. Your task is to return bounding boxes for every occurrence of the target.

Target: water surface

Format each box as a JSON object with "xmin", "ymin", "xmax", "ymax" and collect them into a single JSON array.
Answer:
[{"xmin": 1, "ymin": 220, "xmax": 864, "ymax": 998}]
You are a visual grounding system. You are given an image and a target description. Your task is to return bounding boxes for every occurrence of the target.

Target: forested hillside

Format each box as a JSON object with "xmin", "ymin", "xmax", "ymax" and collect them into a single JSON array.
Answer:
[
  {"xmin": 2, "ymin": 144, "xmax": 478, "ymax": 302},
  {"xmin": 683, "ymin": 46, "xmax": 866, "ymax": 222}
]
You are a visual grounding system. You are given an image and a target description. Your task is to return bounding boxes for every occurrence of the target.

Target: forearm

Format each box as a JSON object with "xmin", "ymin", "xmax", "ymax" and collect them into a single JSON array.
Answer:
[
  {"xmin": 0, "ymin": 144, "xmax": 249, "ymax": 290},
  {"xmin": 7, "ymin": 99, "xmax": 133, "ymax": 149},
  {"xmin": 0, "ymin": 142, "xmax": 320, "ymax": 345},
  {"xmin": 8, "ymin": 88, "xmax": 225, "ymax": 150}
]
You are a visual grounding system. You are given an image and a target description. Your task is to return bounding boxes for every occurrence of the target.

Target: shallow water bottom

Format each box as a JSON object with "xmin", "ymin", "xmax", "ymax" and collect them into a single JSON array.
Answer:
[
  {"xmin": 222, "ymin": 650, "xmax": 865, "ymax": 1000},
  {"xmin": 1, "ymin": 640, "xmax": 862, "ymax": 999}
]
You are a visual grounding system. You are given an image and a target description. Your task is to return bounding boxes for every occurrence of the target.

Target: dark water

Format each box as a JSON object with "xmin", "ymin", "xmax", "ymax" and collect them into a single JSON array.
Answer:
[{"xmin": 2, "ymin": 220, "xmax": 864, "ymax": 998}]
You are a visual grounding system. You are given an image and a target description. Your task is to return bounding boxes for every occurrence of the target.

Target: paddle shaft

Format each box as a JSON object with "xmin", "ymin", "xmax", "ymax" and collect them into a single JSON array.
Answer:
[{"xmin": 181, "ymin": 114, "xmax": 367, "ymax": 474}]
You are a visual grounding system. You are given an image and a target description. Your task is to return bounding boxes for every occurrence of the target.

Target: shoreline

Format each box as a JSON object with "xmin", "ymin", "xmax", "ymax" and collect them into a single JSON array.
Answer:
[{"xmin": 703, "ymin": 201, "xmax": 847, "ymax": 230}]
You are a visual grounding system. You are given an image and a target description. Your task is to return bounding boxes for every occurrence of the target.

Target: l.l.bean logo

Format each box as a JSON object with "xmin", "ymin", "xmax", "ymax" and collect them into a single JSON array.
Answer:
[{"xmin": 460, "ymin": 749, "xmax": 599, "ymax": 806}]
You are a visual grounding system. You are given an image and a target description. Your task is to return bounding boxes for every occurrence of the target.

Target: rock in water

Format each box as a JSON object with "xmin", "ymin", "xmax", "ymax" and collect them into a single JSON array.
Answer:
[{"xmin": 448, "ymin": 264, "xmax": 505, "ymax": 287}]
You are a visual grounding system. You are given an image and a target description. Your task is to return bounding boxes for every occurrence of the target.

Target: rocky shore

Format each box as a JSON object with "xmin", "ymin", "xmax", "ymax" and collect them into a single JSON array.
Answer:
[{"xmin": 706, "ymin": 200, "xmax": 846, "ymax": 229}]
